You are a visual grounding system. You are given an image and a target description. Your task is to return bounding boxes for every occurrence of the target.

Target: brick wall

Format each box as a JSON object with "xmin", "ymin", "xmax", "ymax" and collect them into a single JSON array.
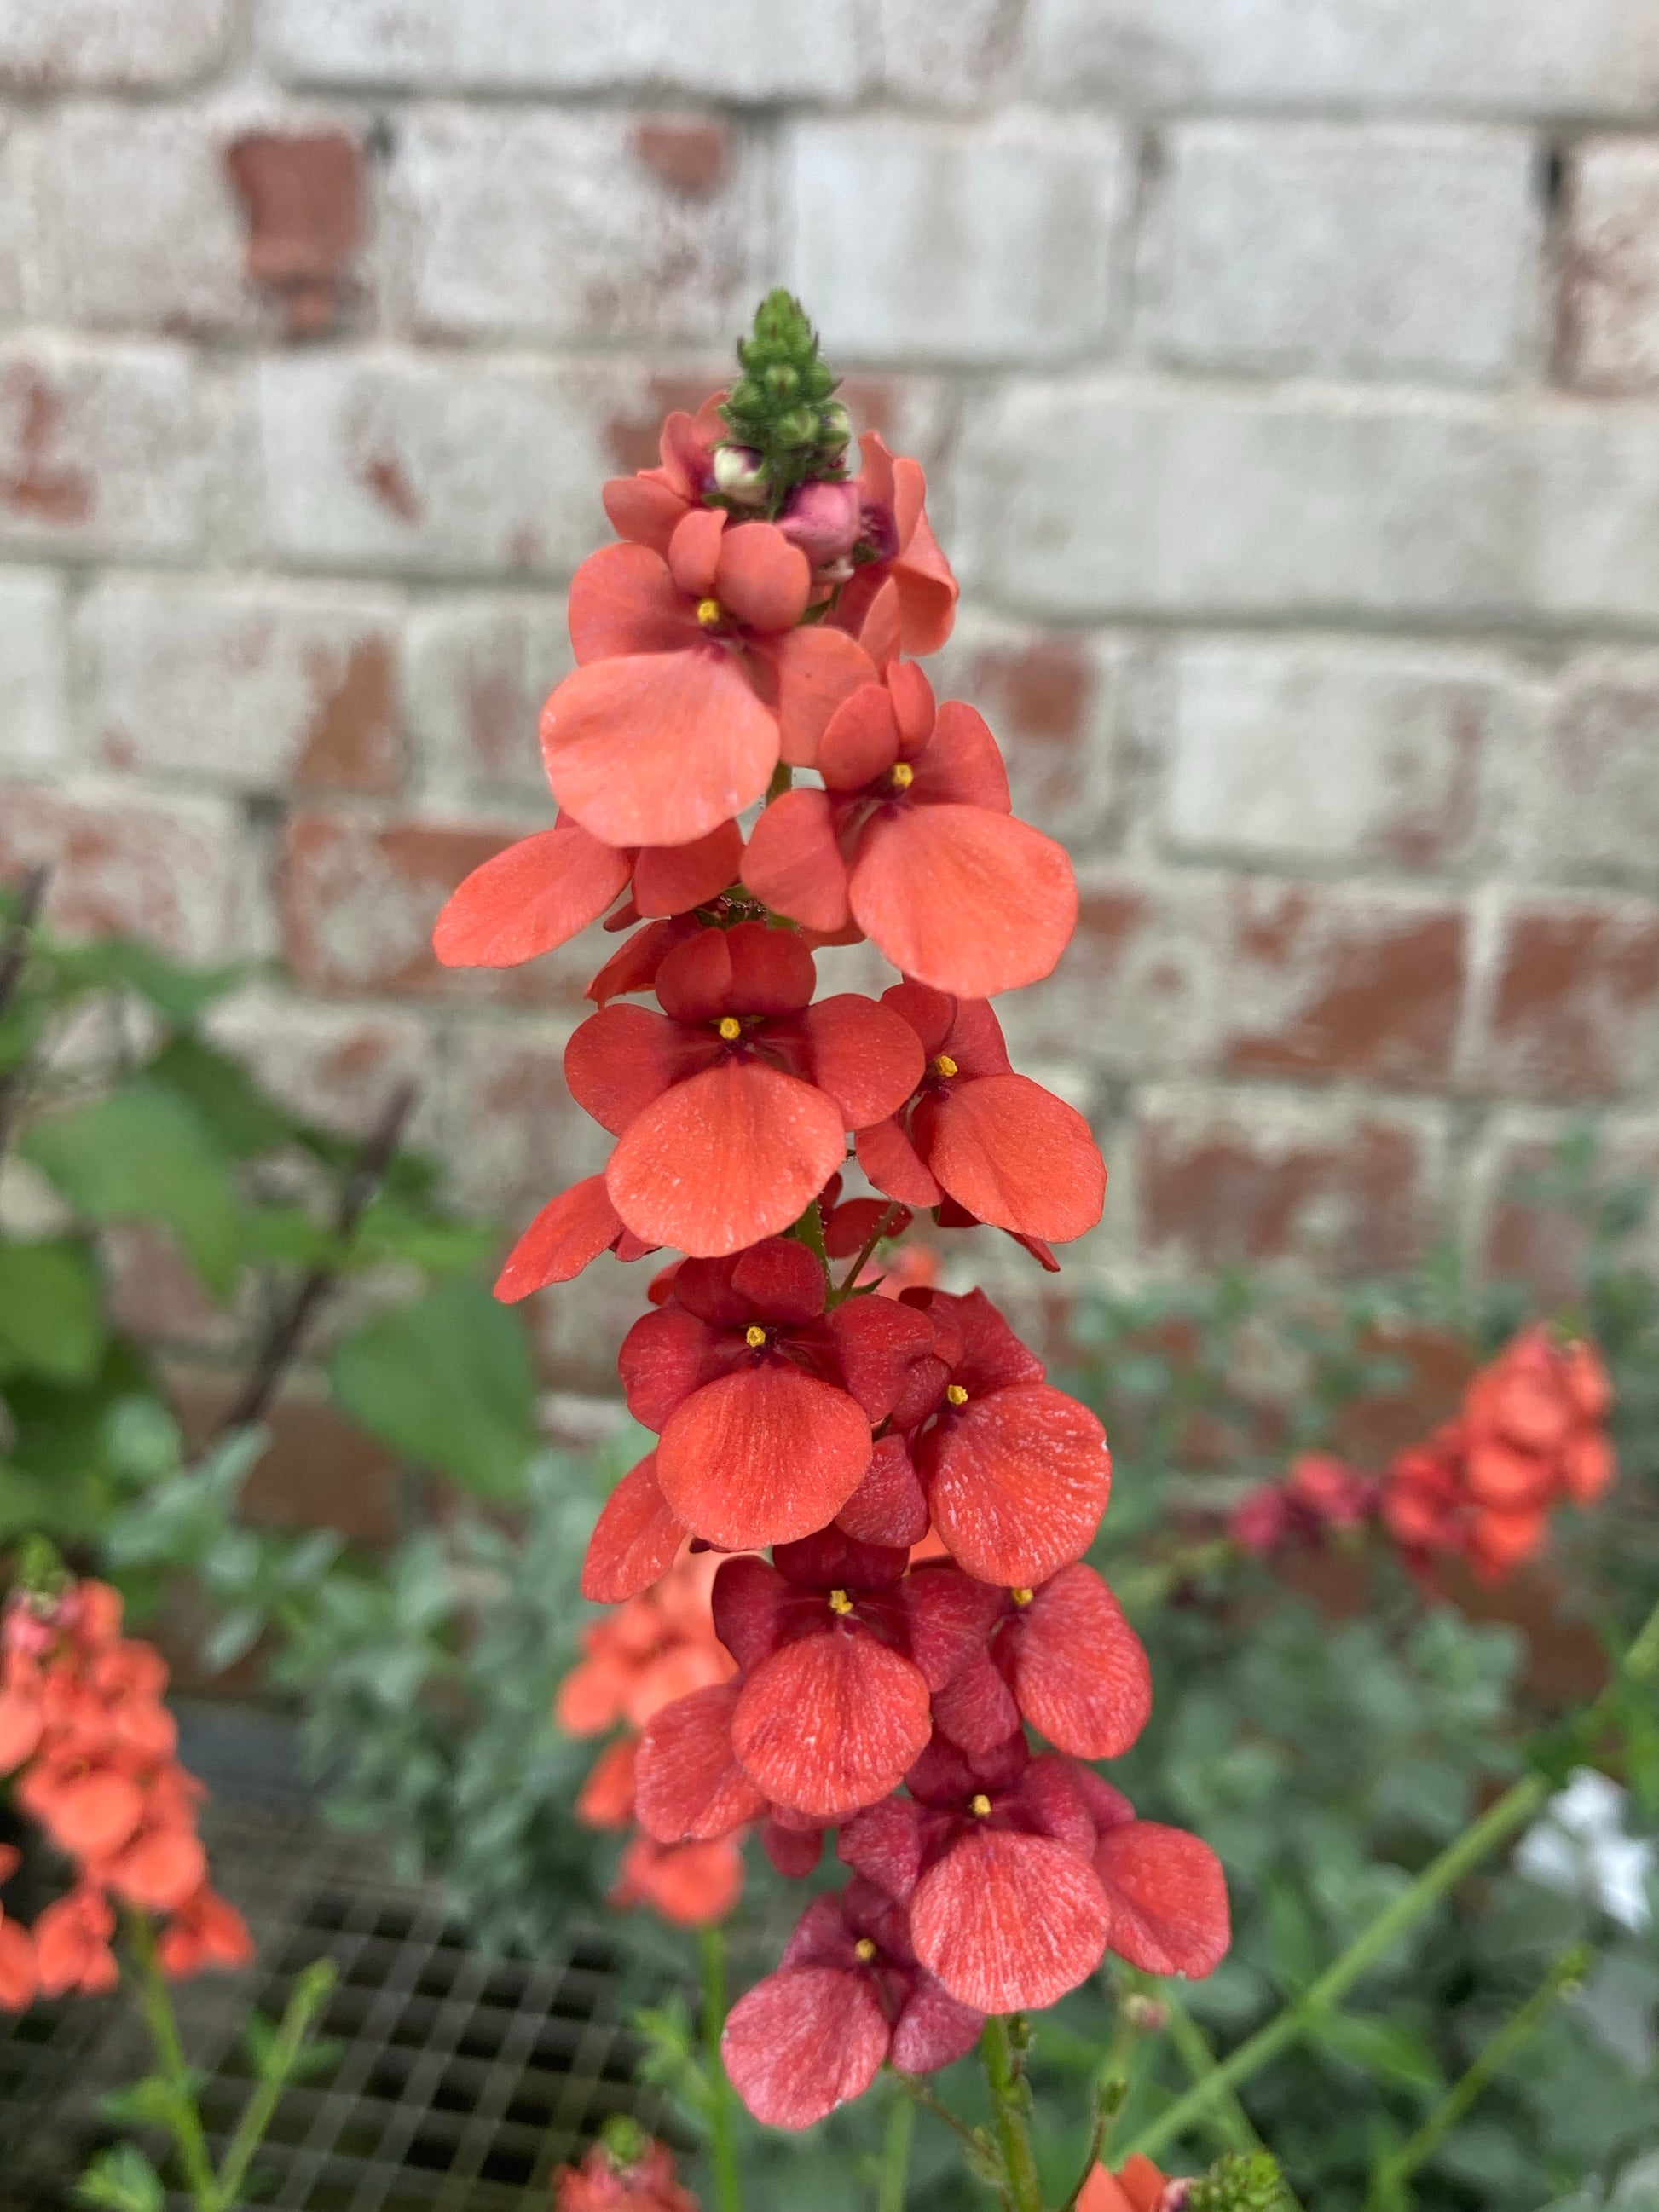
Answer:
[{"xmin": 3, "ymin": 0, "xmax": 1659, "ymax": 1383}]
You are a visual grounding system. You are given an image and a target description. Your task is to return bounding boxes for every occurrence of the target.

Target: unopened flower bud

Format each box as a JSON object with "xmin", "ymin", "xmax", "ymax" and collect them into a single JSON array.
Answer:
[
  {"xmin": 712, "ymin": 443, "xmax": 768, "ymax": 505},
  {"xmin": 818, "ymin": 401, "xmax": 853, "ymax": 454},
  {"xmin": 764, "ymin": 362, "xmax": 800, "ymax": 402},
  {"xmin": 775, "ymin": 406, "xmax": 819, "ymax": 450},
  {"xmin": 777, "ymin": 479, "xmax": 862, "ymax": 568},
  {"xmin": 1121, "ymin": 1991, "xmax": 1168, "ymax": 2033}
]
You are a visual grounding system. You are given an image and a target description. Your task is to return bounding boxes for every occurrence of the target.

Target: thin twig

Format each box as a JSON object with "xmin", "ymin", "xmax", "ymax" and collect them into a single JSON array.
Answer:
[
  {"xmin": 0, "ymin": 864, "xmax": 49, "ymax": 1164},
  {"xmin": 1056, "ymin": 2082, "xmax": 1112, "ymax": 2212},
  {"xmin": 893, "ymin": 2072, "xmax": 986, "ymax": 2154},
  {"xmin": 215, "ymin": 1959, "xmax": 338, "ymax": 2208},
  {"xmin": 216, "ymin": 1081, "xmax": 417, "ymax": 1436},
  {"xmin": 698, "ymin": 1925, "xmax": 743, "ymax": 2212}
]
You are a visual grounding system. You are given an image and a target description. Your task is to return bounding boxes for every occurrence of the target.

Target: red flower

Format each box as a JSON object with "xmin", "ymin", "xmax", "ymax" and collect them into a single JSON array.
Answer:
[
  {"xmin": 540, "ymin": 509, "xmax": 876, "ymax": 849},
  {"xmin": 857, "ymin": 985, "xmax": 1105, "ymax": 1250},
  {"xmin": 721, "ymin": 1878, "xmax": 982, "ymax": 2128},
  {"xmin": 156, "ymin": 1888, "xmax": 254, "ymax": 1978},
  {"xmin": 0, "ymin": 1848, "xmax": 36, "ymax": 2012},
  {"xmin": 1084, "ymin": 1771, "xmax": 1232, "ymax": 1980},
  {"xmin": 32, "ymin": 1884, "xmax": 119, "ymax": 1998},
  {"xmin": 715, "ymin": 1529, "xmax": 933, "ymax": 1820},
  {"xmin": 556, "ymin": 2134, "xmax": 701, "ymax": 2212},
  {"xmin": 566, "ymin": 921, "xmax": 923, "ymax": 1258},
  {"xmin": 633, "ymin": 1680, "xmax": 767, "ymax": 1845},
  {"xmin": 610, "ymin": 1833, "xmax": 744, "ymax": 1927},
  {"xmin": 1229, "ymin": 1453, "xmax": 1379, "ymax": 1559},
  {"xmin": 557, "ymin": 1553, "xmax": 733, "ymax": 1735},
  {"xmin": 833, "ymin": 432, "xmax": 959, "ymax": 660},
  {"xmin": 601, "ymin": 392, "xmax": 725, "ymax": 557},
  {"xmin": 742, "ymin": 663, "xmax": 1076, "ymax": 999},
  {"xmin": 1078, "ymin": 2157, "xmax": 1176, "ymax": 2212}
]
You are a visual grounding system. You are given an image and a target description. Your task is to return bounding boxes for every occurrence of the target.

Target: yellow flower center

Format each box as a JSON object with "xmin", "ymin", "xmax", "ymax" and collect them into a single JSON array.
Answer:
[
  {"xmin": 828, "ymin": 1588, "xmax": 854, "ymax": 1616},
  {"xmin": 930, "ymin": 1054, "xmax": 958, "ymax": 1079},
  {"xmin": 889, "ymin": 760, "xmax": 915, "ymax": 790},
  {"xmin": 1011, "ymin": 1586, "xmax": 1034, "ymax": 1607},
  {"xmin": 969, "ymin": 1793, "xmax": 992, "ymax": 1817},
  {"xmin": 745, "ymin": 1325, "xmax": 767, "ymax": 1349},
  {"xmin": 945, "ymin": 1383, "xmax": 968, "ymax": 1406},
  {"xmin": 717, "ymin": 1015, "xmax": 743, "ymax": 1041},
  {"xmin": 696, "ymin": 598, "xmax": 724, "ymax": 628},
  {"xmin": 854, "ymin": 1938, "xmax": 876, "ymax": 1962}
]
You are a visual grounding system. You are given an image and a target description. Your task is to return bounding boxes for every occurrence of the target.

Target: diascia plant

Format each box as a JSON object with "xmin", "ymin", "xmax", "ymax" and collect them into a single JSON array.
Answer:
[{"xmin": 436, "ymin": 295, "xmax": 1230, "ymax": 2209}]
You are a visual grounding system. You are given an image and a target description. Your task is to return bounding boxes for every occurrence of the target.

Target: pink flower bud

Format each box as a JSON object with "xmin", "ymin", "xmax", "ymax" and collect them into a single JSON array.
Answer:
[
  {"xmin": 712, "ymin": 443, "xmax": 768, "ymax": 505},
  {"xmin": 777, "ymin": 478, "xmax": 862, "ymax": 568}
]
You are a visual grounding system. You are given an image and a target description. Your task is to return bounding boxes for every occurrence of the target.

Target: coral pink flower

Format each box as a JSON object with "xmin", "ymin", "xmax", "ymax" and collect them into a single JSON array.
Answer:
[
  {"xmin": 0, "ymin": 1848, "xmax": 37, "ymax": 2012},
  {"xmin": 493, "ymin": 1175, "xmax": 658, "ymax": 1305},
  {"xmin": 566, "ymin": 921, "xmax": 923, "ymax": 1258},
  {"xmin": 743, "ymin": 662, "xmax": 1077, "ymax": 998},
  {"xmin": 834, "ymin": 432, "xmax": 959, "ymax": 659},
  {"xmin": 722, "ymin": 1878, "xmax": 983, "ymax": 2128},
  {"xmin": 715, "ymin": 1530, "xmax": 934, "ymax": 1820},
  {"xmin": 1229, "ymin": 1453, "xmax": 1379, "ymax": 1558},
  {"xmin": 601, "ymin": 393, "xmax": 725, "ymax": 556},
  {"xmin": 633, "ymin": 1680, "xmax": 767, "ymax": 1845},
  {"xmin": 156, "ymin": 1888, "xmax": 255, "ymax": 1978},
  {"xmin": 858, "ymin": 986, "xmax": 1105, "ymax": 1249},
  {"xmin": 540, "ymin": 510, "xmax": 876, "ymax": 849},
  {"xmin": 556, "ymin": 2135, "xmax": 700, "ymax": 2212},
  {"xmin": 1078, "ymin": 2157, "xmax": 1176, "ymax": 2212},
  {"xmin": 610, "ymin": 1833, "xmax": 745, "ymax": 1927},
  {"xmin": 0, "ymin": 1652, "xmax": 43, "ymax": 1770},
  {"xmin": 557, "ymin": 1553, "xmax": 733, "ymax": 1737},
  {"xmin": 32, "ymin": 1884, "xmax": 119, "ymax": 1998}
]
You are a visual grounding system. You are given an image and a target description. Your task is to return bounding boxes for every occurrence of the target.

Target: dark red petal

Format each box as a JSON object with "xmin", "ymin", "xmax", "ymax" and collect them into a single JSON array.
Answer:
[
  {"xmin": 856, "ymin": 1118, "xmax": 944, "ymax": 1209},
  {"xmin": 849, "ymin": 807, "xmax": 1077, "ymax": 1000},
  {"xmin": 837, "ymin": 1794, "xmax": 926, "ymax": 1905},
  {"xmin": 763, "ymin": 1819, "xmax": 824, "ymax": 1880},
  {"xmin": 733, "ymin": 1633, "xmax": 933, "ymax": 1820},
  {"xmin": 889, "ymin": 1974, "xmax": 986, "ymax": 2076},
  {"xmin": 824, "ymin": 1197, "xmax": 912, "ymax": 1259},
  {"xmin": 1012, "ymin": 1566, "xmax": 1152, "ymax": 1760},
  {"xmin": 656, "ymin": 1364, "xmax": 872, "ymax": 1550},
  {"xmin": 565, "ymin": 1005, "xmax": 697, "ymax": 1135},
  {"xmin": 1073, "ymin": 1765, "xmax": 1137, "ymax": 1839},
  {"xmin": 617, "ymin": 1306, "xmax": 734, "ymax": 1430},
  {"xmin": 1093, "ymin": 1823, "xmax": 1231, "ymax": 1979},
  {"xmin": 654, "ymin": 927, "xmax": 734, "ymax": 1022},
  {"xmin": 581, "ymin": 1453, "xmax": 685, "ymax": 1602},
  {"xmin": 721, "ymin": 1965, "xmax": 889, "ymax": 2130},
  {"xmin": 1011, "ymin": 1751, "xmax": 1099, "ymax": 1857},
  {"xmin": 880, "ymin": 979, "xmax": 956, "ymax": 1058},
  {"xmin": 777, "ymin": 1892, "xmax": 856, "ymax": 1972},
  {"xmin": 945, "ymin": 1286, "xmax": 1047, "ymax": 1394},
  {"xmin": 433, "ymin": 826, "xmax": 629, "ymax": 968},
  {"xmin": 633, "ymin": 820, "xmax": 744, "ymax": 918},
  {"xmin": 634, "ymin": 1682, "xmax": 766, "ymax": 1843},
  {"xmin": 910, "ymin": 1829, "xmax": 1109, "ymax": 2013},
  {"xmin": 586, "ymin": 915, "xmax": 700, "ymax": 1003},
  {"xmin": 818, "ymin": 682, "xmax": 901, "ymax": 789},
  {"xmin": 834, "ymin": 1434, "xmax": 931, "ymax": 1547},
  {"xmin": 900, "ymin": 1563, "xmax": 1007, "ymax": 1690},
  {"xmin": 931, "ymin": 1655, "xmax": 1020, "ymax": 1755},
  {"xmin": 910, "ymin": 700, "xmax": 1011, "ymax": 811},
  {"xmin": 669, "ymin": 1253, "xmax": 747, "ymax": 1325},
  {"xmin": 730, "ymin": 1234, "xmax": 827, "ymax": 1324},
  {"xmin": 827, "ymin": 1296, "xmax": 939, "ymax": 1424},
  {"xmin": 606, "ymin": 1060, "xmax": 848, "ymax": 1257},
  {"xmin": 802, "ymin": 995, "xmax": 927, "ymax": 1130},
  {"xmin": 773, "ymin": 1527, "xmax": 909, "ymax": 1590},
  {"xmin": 711, "ymin": 1556, "xmax": 792, "ymax": 1672},
  {"xmin": 720, "ymin": 919, "xmax": 819, "ymax": 1015},
  {"xmin": 494, "ymin": 1176, "xmax": 622, "ymax": 1301},
  {"xmin": 925, "ymin": 1075, "xmax": 1106, "ymax": 1244},
  {"xmin": 741, "ymin": 787, "xmax": 853, "ymax": 933},
  {"xmin": 922, "ymin": 1385, "xmax": 1111, "ymax": 1586}
]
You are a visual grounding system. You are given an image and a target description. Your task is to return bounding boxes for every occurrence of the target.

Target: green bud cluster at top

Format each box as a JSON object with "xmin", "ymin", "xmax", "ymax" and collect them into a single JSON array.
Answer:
[
  {"xmin": 720, "ymin": 288, "xmax": 853, "ymax": 510},
  {"xmin": 1186, "ymin": 2151, "xmax": 1296, "ymax": 2212}
]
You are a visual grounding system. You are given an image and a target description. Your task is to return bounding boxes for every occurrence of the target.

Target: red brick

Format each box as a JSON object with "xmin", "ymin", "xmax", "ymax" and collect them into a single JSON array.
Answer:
[
  {"xmin": 1478, "ymin": 898, "xmax": 1659, "ymax": 1100},
  {"xmin": 0, "ymin": 343, "xmax": 200, "ymax": 555},
  {"xmin": 0, "ymin": 783, "xmax": 246, "ymax": 960},
  {"xmin": 1509, "ymin": 650, "xmax": 1659, "ymax": 885},
  {"xmin": 1471, "ymin": 1109, "xmax": 1659, "ymax": 1299},
  {"xmin": 225, "ymin": 130, "xmax": 366, "ymax": 338},
  {"xmin": 1134, "ymin": 1090, "xmax": 1441, "ymax": 1274},
  {"xmin": 632, "ymin": 116, "xmax": 732, "ymax": 198}
]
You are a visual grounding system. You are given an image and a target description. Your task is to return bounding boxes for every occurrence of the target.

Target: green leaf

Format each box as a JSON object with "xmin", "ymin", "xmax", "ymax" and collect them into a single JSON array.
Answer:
[
  {"xmin": 23, "ymin": 1079, "xmax": 242, "ymax": 1296},
  {"xmin": 330, "ymin": 1279, "xmax": 537, "ymax": 1499},
  {"xmin": 53, "ymin": 937, "xmax": 246, "ymax": 1025},
  {"xmin": 1309, "ymin": 2011, "xmax": 1444, "ymax": 2094},
  {"xmin": 72, "ymin": 2143, "xmax": 165, "ymax": 2212},
  {"xmin": 0, "ymin": 1239, "xmax": 104, "ymax": 1382},
  {"xmin": 145, "ymin": 1031, "xmax": 293, "ymax": 1158},
  {"xmin": 98, "ymin": 2076, "xmax": 186, "ymax": 2130}
]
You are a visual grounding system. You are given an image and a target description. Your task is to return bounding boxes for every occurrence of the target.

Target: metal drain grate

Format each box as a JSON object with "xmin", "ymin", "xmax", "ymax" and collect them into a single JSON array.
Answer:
[{"xmin": 1, "ymin": 1800, "xmax": 675, "ymax": 2211}]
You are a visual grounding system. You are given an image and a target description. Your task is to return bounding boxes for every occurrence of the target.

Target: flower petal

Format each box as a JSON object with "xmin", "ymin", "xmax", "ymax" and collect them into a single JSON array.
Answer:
[
  {"xmin": 653, "ymin": 927, "xmax": 735, "ymax": 1023},
  {"xmin": 851, "ymin": 807, "xmax": 1077, "ymax": 1000},
  {"xmin": 827, "ymin": 1297, "xmax": 941, "ymax": 1425},
  {"xmin": 1011, "ymin": 1566, "xmax": 1152, "ymax": 1760},
  {"xmin": 922, "ymin": 1385, "xmax": 1111, "ymax": 1586},
  {"xmin": 732, "ymin": 1632, "xmax": 933, "ymax": 1820},
  {"xmin": 818, "ymin": 683, "xmax": 901, "ymax": 789},
  {"xmin": 763, "ymin": 626, "xmax": 879, "ymax": 768},
  {"xmin": 668, "ymin": 505, "xmax": 727, "ymax": 598},
  {"xmin": 495, "ymin": 1175, "xmax": 623, "ymax": 1302},
  {"xmin": 722, "ymin": 1965, "xmax": 890, "ymax": 2130},
  {"xmin": 568, "ymin": 541, "xmax": 698, "ymax": 662},
  {"xmin": 911, "ymin": 702, "xmax": 1011, "ymax": 811},
  {"xmin": 912, "ymin": 1828, "xmax": 1109, "ymax": 2013},
  {"xmin": 802, "ymin": 994, "xmax": 927, "ymax": 1130},
  {"xmin": 612, "ymin": 1834, "xmax": 745, "ymax": 1926},
  {"xmin": 740, "ymin": 787, "xmax": 852, "ymax": 933},
  {"xmin": 433, "ymin": 826, "xmax": 630, "ymax": 968},
  {"xmin": 837, "ymin": 1794, "xmax": 927, "ymax": 1905},
  {"xmin": 723, "ymin": 918, "xmax": 818, "ymax": 1014},
  {"xmin": 581, "ymin": 1453, "xmax": 686, "ymax": 1602},
  {"xmin": 763, "ymin": 1818, "xmax": 825, "ymax": 1879},
  {"xmin": 889, "ymin": 1973, "xmax": 986, "ymax": 2076},
  {"xmin": 1093, "ymin": 1822, "xmax": 1231, "ymax": 1979},
  {"xmin": 925, "ymin": 1073, "xmax": 1105, "ymax": 1244},
  {"xmin": 634, "ymin": 1682, "xmax": 766, "ymax": 1843},
  {"xmin": 711, "ymin": 1556, "xmax": 793, "ymax": 1672},
  {"xmin": 542, "ymin": 648, "xmax": 779, "ymax": 849},
  {"xmin": 633, "ymin": 820, "xmax": 745, "ymax": 918},
  {"xmin": 606, "ymin": 1060, "xmax": 848, "ymax": 1257},
  {"xmin": 856, "ymin": 1117, "xmax": 944, "ymax": 1209},
  {"xmin": 933, "ymin": 1654, "xmax": 1022, "ymax": 1755},
  {"xmin": 617, "ymin": 1305, "xmax": 737, "ymax": 1430},
  {"xmin": 575, "ymin": 1736, "xmax": 637, "ymax": 1828},
  {"xmin": 716, "ymin": 522, "xmax": 811, "ymax": 632},
  {"xmin": 656, "ymin": 1363, "xmax": 872, "ymax": 1550},
  {"xmin": 835, "ymin": 1433, "xmax": 931, "ymax": 1547},
  {"xmin": 730, "ymin": 1234, "xmax": 827, "ymax": 1324},
  {"xmin": 901, "ymin": 1563, "xmax": 1008, "ymax": 1689},
  {"xmin": 601, "ymin": 474, "xmax": 687, "ymax": 557},
  {"xmin": 893, "ymin": 505, "xmax": 958, "ymax": 656},
  {"xmin": 565, "ymin": 1005, "xmax": 702, "ymax": 1135}
]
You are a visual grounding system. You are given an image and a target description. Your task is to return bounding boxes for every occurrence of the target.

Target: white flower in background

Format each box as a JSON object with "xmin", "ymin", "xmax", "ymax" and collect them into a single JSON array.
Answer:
[{"xmin": 1517, "ymin": 1768, "xmax": 1656, "ymax": 1933}]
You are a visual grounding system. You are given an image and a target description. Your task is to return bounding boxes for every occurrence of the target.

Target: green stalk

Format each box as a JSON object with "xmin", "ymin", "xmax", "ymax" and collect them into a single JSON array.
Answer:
[
  {"xmin": 699, "ymin": 1925, "xmax": 743, "ymax": 2212},
  {"xmin": 1153, "ymin": 1987, "xmax": 1268, "ymax": 2158},
  {"xmin": 879, "ymin": 2082, "xmax": 916, "ymax": 2212},
  {"xmin": 214, "ymin": 1959, "xmax": 338, "ymax": 2209},
  {"xmin": 981, "ymin": 2018, "xmax": 1043, "ymax": 2212},
  {"xmin": 794, "ymin": 1198, "xmax": 831, "ymax": 1285},
  {"xmin": 127, "ymin": 1912, "xmax": 217, "ymax": 2206},
  {"xmin": 1364, "ymin": 1946, "xmax": 1591, "ymax": 2212}
]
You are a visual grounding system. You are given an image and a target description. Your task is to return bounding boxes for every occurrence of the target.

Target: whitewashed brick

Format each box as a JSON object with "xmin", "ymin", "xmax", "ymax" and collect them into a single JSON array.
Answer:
[
  {"xmin": 29, "ymin": 106, "xmax": 248, "ymax": 333},
  {"xmin": 787, "ymin": 118, "xmax": 1129, "ymax": 365},
  {"xmin": 1029, "ymin": 0, "xmax": 1659, "ymax": 118},
  {"xmin": 80, "ymin": 580, "xmax": 405, "ymax": 793},
  {"xmin": 0, "ymin": 569, "xmax": 68, "ymax": 769},
  {"xmin": 0, "ymin": 342, "xmax": 203, "ymax": 557},
  {"xmin": 264, "ymin": 0, "xmax": 864, "ymax": 101},
  {"xmin": 254, "ymin": 355, "xmax": 614, "ymax": 579},
  {"xmin": 1145, "ymin": 124, "xmax": 1540, "ymax": 384},
  {"xmin": 960, "ymin": 381, "xmax": 1523, "ymax": 622},
  {"xmin": 0, "ymin": 0, "xmax": 228, "ymax": 88},
  {"xmin": 877, "ymin": 0, "xmax": 1020, "ymax": 107},
  {"xmin": 1564, "ymin": 139, "xmax": 1659, "ymax": 395},
  {"xmin": 206, "ymin": 987, "xmax": 442, "ymax": 1145},
  {"xmin": 406, "ymin": 596, "xmax": 571, "ymax": 802},
  {"xmin": 0, "ymin": 783, "xmax": 251, "ymax": 961},
  {"xmin": 1530, "ymin": 403, "xmax": 1659, "ymax": 626},
  {"xmin": 1162, "ymin": 636, "xmax": 1512, "ymax": 868},
  {"xmin": 1505, "ymin": 651, "xmax": 1659, "ymax": 887},
  {"xmin": 393, "ymin": 109, "xmax": 758, "ymax": 344}
]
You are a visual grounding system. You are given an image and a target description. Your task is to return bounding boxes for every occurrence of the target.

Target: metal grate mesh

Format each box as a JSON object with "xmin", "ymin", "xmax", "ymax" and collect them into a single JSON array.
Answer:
[{"xmin": 1, "ymin": 1800, "xmax": 673, "ymax": 2211}]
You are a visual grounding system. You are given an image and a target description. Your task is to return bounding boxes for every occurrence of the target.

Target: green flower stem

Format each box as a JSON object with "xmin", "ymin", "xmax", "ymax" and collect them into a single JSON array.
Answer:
[
  {"xmin": 981, "ymin": 2018, "xmax": 1043, "ymax": 2212},
  {"xmin": 214, "ymin": 1958, "xmax": 338, "ymax": 2209},
  {"xmin": 1144, "ymin": 1981, "xmax": 1269, "ymax": 2160},
  {"xmin": 127, "ymin": 1912, "xmax": 217, "ymax": 2206},
  {"xmin": 831, "ymin": 1200, "xmax": 901, "ymax": 1305},
  {"xmin": 879, "ymin": 2081, "xmax": 916, "ymax": 2212},
  {"xmin": 699, "ymin": 1925, "xmax": 743, "ymax": 2212},
  {"xmin": 1122, "ymin": 1586, "xmax": 1659, "ymax": 2166},
  {"xmin": 1363, "ymin": 1945, "xmax": 1592, "ymax": 2212}
]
